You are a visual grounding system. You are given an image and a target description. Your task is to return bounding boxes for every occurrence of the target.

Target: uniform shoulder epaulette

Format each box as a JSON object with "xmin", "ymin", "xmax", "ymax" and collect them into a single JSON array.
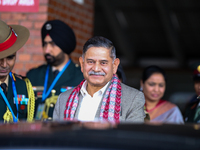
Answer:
[{"xmin": 13, "ymin": 73, "xmax": 26, "ymax": 80}]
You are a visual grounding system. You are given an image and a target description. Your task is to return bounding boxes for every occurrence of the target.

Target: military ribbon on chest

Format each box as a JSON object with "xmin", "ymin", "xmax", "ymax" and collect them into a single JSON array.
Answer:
[{"xmin": 13, "ymin": 95, "xmax": 29, "ymax": 105}]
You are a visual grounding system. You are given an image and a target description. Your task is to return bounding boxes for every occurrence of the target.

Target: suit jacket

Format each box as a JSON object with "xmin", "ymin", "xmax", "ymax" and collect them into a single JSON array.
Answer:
[
  {"xmin": 53, "ymin": 82, "xmax": 146, "ymax": 123},
  {"xmin": 0, "ymin": 75, "xmax": 29, "ymax": 121},
  {"xmin": 184, "ymin": 99, "xmax": 200, "ymax": 123}
]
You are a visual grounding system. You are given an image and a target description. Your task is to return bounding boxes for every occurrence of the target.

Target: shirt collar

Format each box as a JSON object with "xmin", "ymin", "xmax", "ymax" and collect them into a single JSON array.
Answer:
[
  {"xmin": 0, "ymin": 75, "xmax": 9, "ymax": 86},
  {"xmin": 80, "ymin": 80, "xmax": 110, "ymax": 97},
  {"xmin": 52, "ymin": 65, "xmax": 65, "ymax": 72}
]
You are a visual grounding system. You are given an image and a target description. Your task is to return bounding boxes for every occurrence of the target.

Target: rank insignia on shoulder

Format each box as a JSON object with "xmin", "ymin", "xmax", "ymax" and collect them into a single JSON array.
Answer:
[
  {"xmin": 13, "ymin": 95, "xmax": 29, "ymax": 105},
  {"xmin": 60, "ymin": 86, "xmax": 73, "ymax": 93},
  {"xmin": 11, "ymin": 73, "xmax": 16, "ymax": 81}
]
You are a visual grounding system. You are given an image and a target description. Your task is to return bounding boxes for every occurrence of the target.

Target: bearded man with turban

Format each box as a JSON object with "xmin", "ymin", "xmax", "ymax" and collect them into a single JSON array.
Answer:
[{"xmin": 26, "ymin": 20, "xmax": 83, "ymax": 120}]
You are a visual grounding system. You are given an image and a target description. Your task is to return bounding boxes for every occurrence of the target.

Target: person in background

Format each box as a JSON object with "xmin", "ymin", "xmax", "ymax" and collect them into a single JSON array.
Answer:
[
  {"xmin": 140, "ymin": 65, "xmax": 184, "ymax": 124},
  {"xmin": 53, "ymin": 36, "xmax": 146, "ymax": 123},
  {"xmin": 184, "ymin": 65, "xmax": 200, "ymax": 123},
  {"xmin": 116, "ymin": 63, "xmax": 126, "ymax": 83},
  {"xmin": 0, "ymin": 20, "xmax": 35, "ymax": 123},
  {"xmin": 116, "ymin": 63, "xmax": 150, "ymax": 121},
  {"xmin": 26, "ymin": 20, "xmax": 83, "ymax": 120}
]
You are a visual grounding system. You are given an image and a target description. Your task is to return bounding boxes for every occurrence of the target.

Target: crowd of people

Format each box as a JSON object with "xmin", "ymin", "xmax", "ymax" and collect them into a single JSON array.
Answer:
[{"xmin": 0, "ymin": 19, "xmax": 199, "ymax": 124}]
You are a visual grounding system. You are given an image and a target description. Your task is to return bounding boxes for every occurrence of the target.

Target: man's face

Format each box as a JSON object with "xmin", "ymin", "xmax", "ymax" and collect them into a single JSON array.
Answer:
[
  {"xmin": 43, "ymin": 35, "xmax": 65, "ymax": 66},
  {"xmin": 0, "ymin": 53, "xmax": 16, "ymax": 81},
  {"xmin": 79, "ymin": 47, "xmax": 119, "ymax": 89},
  {"xmin": 194, "ymin": 81, "xmax": 200, "ymax": 96}
]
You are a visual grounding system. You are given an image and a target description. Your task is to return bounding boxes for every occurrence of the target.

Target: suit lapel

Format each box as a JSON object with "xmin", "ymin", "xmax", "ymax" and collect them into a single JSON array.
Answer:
[
  {"xmin": 194, "ymin": 115, "xmax": 200, "ymax": 122},
  {"xmin": 187, "ymin": 102, "xmax": 198, "ymax": 122},
  {"xmin": 74, "ymin": 94, "xmax": 83, "ymax": 119},
  {"xmin": 0, "ymin": 77, "xmax": 12, "ymax": 118},
  {"xmin": 7, "ymin": 76, "xmax": 14, "ymax": 104},
  {"xmin": 6, "ymin": 76, "xmax": 18, "ymax": 116},
  {"xmin": 46, "ymin": 63, "xmax": 75, "ymax": 97},
  {"xmin": 193, "ymin": 102, "xmax": 200, "ymax": 122},
  {"xmin": 47, "ymin": 66, "xmax": 54, "ymax": 89},
  {"xmin": 53, "ymin": 62, "xmax": 74, "ymax": 87}
]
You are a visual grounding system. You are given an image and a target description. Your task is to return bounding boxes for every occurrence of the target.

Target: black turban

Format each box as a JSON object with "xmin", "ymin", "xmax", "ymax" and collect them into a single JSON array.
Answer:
[{"xmin": 41, "ymin": 20, "xmax": 76, "ymax": 55}]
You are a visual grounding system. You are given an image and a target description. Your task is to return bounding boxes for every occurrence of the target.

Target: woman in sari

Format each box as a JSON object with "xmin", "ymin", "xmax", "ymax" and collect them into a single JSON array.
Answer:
[{"xmin": 140, "ymin": 65, "xmax": 184, "ymax": 124}]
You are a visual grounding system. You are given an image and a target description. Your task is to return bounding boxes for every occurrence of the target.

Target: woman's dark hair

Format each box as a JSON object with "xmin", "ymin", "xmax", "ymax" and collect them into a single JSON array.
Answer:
[
  {"xmin": 116, "ymin": 63, "xmax": 126, "ymax": 83},
  {"xmin": 141, "ymin": 65, "xmax": 167, "ymax": 83}
]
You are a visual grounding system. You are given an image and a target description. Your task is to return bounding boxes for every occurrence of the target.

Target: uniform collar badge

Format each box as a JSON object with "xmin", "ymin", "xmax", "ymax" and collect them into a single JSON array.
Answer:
[{"xmin": 46, "ymin": 23, "xmax": 52, "ymax": 30}]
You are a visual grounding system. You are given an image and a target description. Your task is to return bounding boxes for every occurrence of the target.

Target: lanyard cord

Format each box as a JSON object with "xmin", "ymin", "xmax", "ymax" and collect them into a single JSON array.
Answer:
[
  {"xmin": 0, "ymin": 89, "xmax": 17, "ymax": 122},
  {"xmin": 0, "ymin": 72, "xmax": 18, "ymax": 122},
  {"xmin": 42, "ymin": 59, "xmax": 71, "ymax": 101},
  {"xmin": 9, "ymin": 72, "xmax": 18, "ymax": 119}
]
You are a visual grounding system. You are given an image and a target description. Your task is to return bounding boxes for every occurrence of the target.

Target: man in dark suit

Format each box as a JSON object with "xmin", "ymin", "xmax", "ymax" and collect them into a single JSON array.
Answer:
[
  {"xmin": 0, "ymin": 20, "xmax": 35, "ymax": 123},
  {"xmin": 26, "ymin": 20, "xmax": 83, "ymax": 120},
  {"xmin": 184, "ymin": 65, "xmax": 200, "ymax": 123},
  {"xmin": 53, "ymin": 36, "xmax": 145, "ymax": 123}
]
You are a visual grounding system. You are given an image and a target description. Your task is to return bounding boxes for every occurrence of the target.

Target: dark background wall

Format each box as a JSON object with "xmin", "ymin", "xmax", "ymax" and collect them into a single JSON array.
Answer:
[{"xmin": 94, "ymin": 0, "xmax": 200, "ymax": 111}]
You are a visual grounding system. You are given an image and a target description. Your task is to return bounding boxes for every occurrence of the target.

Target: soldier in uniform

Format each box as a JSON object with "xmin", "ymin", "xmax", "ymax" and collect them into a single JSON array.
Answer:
[
  {"xmin": 184, "ymin": 65, "xmax": 200, "ymax": 123},
  {"xmin": 0, "ymin": 20, "xmax": 35, "ymax": 123},
  {"xmin": 26, "ymin": 20, "xmax": 83, "ymax": 120}
]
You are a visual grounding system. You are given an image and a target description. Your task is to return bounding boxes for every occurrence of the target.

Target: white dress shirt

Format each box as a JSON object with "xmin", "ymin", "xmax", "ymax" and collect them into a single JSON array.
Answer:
[{"xmin": 78, "ymin": 81, "xmax": 110, "ymax": 122}]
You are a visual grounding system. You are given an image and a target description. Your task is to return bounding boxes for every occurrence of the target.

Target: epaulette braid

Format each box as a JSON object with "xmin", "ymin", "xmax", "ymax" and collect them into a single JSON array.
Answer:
[{"xmin": 24, "ymin": 78, "xmax": 35, "ymax": 122}]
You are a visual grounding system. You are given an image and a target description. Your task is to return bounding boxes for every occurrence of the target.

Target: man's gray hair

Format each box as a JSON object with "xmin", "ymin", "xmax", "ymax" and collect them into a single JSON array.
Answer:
[{"xmin": 82, "ymin": 36, "xmax": 116, "ymax": 62}]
